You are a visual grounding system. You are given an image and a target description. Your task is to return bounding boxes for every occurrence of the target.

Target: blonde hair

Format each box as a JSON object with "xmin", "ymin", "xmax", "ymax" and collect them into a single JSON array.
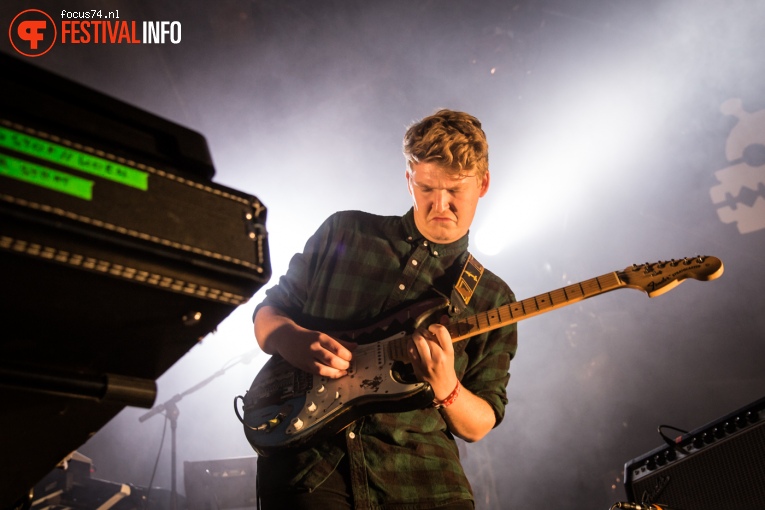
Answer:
[{"xmin": 403, "ymin": 109, "xmax": 489, "ymax": 179}]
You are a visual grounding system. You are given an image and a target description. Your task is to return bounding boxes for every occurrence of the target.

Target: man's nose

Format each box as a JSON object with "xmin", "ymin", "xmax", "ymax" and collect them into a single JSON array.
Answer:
[{"xmin": 432, "ymin": 190, "xmax": 450, "ymax": 212}]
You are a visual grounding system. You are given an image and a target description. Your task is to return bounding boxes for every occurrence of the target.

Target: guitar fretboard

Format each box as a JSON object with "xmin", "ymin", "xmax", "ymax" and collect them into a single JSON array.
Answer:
[
  {"xmin": 448, "ymin": 272, "xmax": 623, "ymax": 341},
  {"xmin": 382, "ymin": 256, "xmax": 723, "ymax": 362},
  {"xmin": 384, "ymin": 272, "xmax": 623, "ymax": 362}
]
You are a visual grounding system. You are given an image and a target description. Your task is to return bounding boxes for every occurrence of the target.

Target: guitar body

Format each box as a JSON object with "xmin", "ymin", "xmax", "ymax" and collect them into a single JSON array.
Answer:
[{"xmin": 239, "ymin": 299, "xmax": 448, "ymax": 456}]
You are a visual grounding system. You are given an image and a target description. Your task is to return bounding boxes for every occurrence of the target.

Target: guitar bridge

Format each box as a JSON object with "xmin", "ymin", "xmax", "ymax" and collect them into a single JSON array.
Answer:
[
  {"xmin": 292, "ymin": 369, "xmax": 312, "ymax": 395},
  {"xmin": 246, "ymin": 358, "xmax": 313, "ymax": 407}
]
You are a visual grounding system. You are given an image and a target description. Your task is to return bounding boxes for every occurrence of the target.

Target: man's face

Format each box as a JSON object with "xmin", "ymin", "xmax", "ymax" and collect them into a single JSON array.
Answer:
[{"xmin": 406, "ymin": 161, "xmax": 490, "ymax": 244}]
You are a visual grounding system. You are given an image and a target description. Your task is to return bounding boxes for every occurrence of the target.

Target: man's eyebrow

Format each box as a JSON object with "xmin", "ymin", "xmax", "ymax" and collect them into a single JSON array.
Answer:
[
  {"xmin": 411, "ymin": 181, "xmax": 462, "ymax": 190},
  {"xmin": 410, "ymin": 177, "xmax": 473, "ymax": 190}
]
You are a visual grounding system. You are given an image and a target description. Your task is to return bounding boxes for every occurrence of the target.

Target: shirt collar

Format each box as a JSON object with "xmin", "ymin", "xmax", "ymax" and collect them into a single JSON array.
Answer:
[{"xmin": 402, "ymin": 208, "xmax": 469, "ymax": 257}]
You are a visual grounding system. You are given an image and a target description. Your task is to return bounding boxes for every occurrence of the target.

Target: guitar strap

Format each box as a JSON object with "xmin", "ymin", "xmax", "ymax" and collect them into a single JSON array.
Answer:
[{"xmin": 449, "ymin": 252, "xmax": 484, "ymax": 316}]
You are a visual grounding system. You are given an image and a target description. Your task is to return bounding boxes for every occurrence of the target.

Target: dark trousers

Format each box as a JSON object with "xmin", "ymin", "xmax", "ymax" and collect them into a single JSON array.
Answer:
[{"xmin": 257, "ymin": 454, "xmax": 475, "ymax": 510}]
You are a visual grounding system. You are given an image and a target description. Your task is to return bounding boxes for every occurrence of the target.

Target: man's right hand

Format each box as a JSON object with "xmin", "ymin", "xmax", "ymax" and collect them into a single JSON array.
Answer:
[{"xmin": 254, "ymin": 305, "xmax": 356, "ymax": 379}]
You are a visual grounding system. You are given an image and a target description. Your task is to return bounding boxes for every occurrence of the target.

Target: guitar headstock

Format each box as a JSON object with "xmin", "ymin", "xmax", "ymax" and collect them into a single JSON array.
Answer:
[{"xmin": 617, "ymin": 256, "xmax": 724, "ymax": 297}]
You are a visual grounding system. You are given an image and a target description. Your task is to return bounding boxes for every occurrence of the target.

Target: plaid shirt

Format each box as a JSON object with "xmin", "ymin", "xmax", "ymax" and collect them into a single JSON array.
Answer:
[{"xmin": 255, "ymin": 209, "xmax": 517, "ymax": 509}]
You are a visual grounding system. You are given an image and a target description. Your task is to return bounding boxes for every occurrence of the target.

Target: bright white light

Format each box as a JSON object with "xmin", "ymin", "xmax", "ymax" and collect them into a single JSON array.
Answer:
[{"xmin": 475, "ymin": 66, "xmax": 670, "ymax": 256}]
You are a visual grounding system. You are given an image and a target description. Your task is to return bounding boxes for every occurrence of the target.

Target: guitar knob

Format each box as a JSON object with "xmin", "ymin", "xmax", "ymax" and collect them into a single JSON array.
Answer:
[
  {"xmin": 317, "ymin": 384, "xmax": 326, "ymax": 393},
  {"xmin": 335, "ymin": 391, "xmax": 341, "ymax": 400},
  {"xmin": 290, "ymin": 416, "xmax": 304, "ymax": 431},
  {"xmin": 307, "ymin": 401, "xmax": 317, "ymax": 413}
]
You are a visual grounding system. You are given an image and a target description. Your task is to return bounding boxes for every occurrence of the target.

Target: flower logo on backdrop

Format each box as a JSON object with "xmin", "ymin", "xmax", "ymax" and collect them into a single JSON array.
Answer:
[
  {"xmin": 8, "ymin": 8, "xmax": 181, "ymax": 57},
  {"xmin": 709, "ymin": 98, "xmax": 765, "ymax": 234}
]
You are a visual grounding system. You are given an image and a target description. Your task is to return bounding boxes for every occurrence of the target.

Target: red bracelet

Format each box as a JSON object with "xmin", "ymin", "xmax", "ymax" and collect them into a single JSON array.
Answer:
[{"xmin": 433, "ymin": 381, "xmax": 460, "ymax": 409}]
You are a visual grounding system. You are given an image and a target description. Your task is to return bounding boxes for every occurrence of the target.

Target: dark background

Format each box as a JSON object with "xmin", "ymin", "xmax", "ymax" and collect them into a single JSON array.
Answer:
[{"xmin": 2, "ymin": 1, "xmax": 764, "ymax": 508}]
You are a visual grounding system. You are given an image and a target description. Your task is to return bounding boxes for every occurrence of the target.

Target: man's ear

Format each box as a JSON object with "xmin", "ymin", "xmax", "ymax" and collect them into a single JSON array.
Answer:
[{"xmin": 479, "ymin": 171, "xmax": 490, "ymax": 197}]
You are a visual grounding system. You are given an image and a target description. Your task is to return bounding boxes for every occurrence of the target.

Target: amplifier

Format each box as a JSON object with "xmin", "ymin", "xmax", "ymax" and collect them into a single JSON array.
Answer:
[
  {"xmin": 0, "ymin": 53, "xmax": 270, "ymax": 507},
  {"xmin": 624, "ymin": 396, "xmax": 765, "ymax": 510},
  {"xmin": 184, "ymin": 457, "xmax": 257, "ymax": 510},
  {"xmin": 1, "ymin": 52, "xmax": 270, "ymax": 382}
]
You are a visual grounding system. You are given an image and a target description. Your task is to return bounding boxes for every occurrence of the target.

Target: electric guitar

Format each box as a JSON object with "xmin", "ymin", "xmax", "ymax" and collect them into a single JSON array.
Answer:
[{"xmin": 235, "ymin": 256, "xmax": 723, "ymax": 456}]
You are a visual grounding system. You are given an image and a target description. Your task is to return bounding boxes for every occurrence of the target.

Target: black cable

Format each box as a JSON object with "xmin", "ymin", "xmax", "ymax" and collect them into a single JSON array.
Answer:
[
  {"xmin": 658, "ymin": 424, "xmax": 687, "ymax": 441},
  {"xmin": 657, "ymin": 424, "xmax": 689, "ymax": 457}
]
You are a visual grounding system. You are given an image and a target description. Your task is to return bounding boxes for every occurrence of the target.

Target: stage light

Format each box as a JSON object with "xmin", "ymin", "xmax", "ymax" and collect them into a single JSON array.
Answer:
[{"xmin": 475, "ymin": 67, "xmax": 668, "ymax": 256}]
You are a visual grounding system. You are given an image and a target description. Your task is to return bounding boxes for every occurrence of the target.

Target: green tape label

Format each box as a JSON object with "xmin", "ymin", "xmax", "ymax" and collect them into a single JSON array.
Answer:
[
  {"xmin": 0, "ymin": 125, "xmax": 148, "ymax": 190},
  {"xmin": 0, "ymin": 153, "xmax": 94, "ymax": 200}
]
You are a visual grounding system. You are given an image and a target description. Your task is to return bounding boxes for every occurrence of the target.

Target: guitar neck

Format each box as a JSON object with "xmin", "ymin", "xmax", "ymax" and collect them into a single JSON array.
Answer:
[
  {"xmin": 447, "ymin": 271, "xmax": 624, "ymax": 342},
  {"xmin": 386, "ymin": 255, "xmax": 723, "ymax": 359},
  {"xmin": 385, "ymin": 271, "xmax": 624, "ymax": 363}
]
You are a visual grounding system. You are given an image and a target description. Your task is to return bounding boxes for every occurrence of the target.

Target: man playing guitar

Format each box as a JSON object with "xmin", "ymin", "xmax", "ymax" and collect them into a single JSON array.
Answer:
[{"xmin": 252, "ymin": 109, "xmax": 517, "ymax": 509}]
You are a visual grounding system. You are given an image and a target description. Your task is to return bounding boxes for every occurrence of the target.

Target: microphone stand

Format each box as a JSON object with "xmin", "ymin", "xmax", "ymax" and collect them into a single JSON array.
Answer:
[{"xmin": 138, "ymin": 349, "xmax": 259, "ymax": 510}]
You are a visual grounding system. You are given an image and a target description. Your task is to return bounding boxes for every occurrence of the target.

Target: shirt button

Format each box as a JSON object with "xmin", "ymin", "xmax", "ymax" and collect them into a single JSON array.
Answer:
[
  {"xmin": 423, "ymin": 241, "xmax": 428, "ymax": 246},
  {"xmin": 349, "ymin": 432, "xmax": 356, "ymax": 439},
  {"xmin": 398, "ymin": 284, "xmax": 405, "ymax": 291},
  {"xmin": 433, "ymin": 250, "xmax": 439, "ymax": 256},
  {"xmin": 412, "ymin": 260, "xmax": 418, "ymax": 266}
]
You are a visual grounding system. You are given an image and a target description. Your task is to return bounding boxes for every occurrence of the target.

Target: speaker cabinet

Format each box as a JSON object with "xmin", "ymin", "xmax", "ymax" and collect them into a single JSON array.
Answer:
[
  {"xmin": 624, "ymin": 396, "xmax": 765, "ymax": 510},
  {"xmin": 184, "ymin": 457, "xmax": 257, "ymax": 510}
]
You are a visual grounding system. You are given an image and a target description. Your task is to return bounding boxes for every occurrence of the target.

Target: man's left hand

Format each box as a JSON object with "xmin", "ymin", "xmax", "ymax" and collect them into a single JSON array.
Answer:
[{"xmin": 408, "ymin": 324, "xmax": 459, "ymax": 402}]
